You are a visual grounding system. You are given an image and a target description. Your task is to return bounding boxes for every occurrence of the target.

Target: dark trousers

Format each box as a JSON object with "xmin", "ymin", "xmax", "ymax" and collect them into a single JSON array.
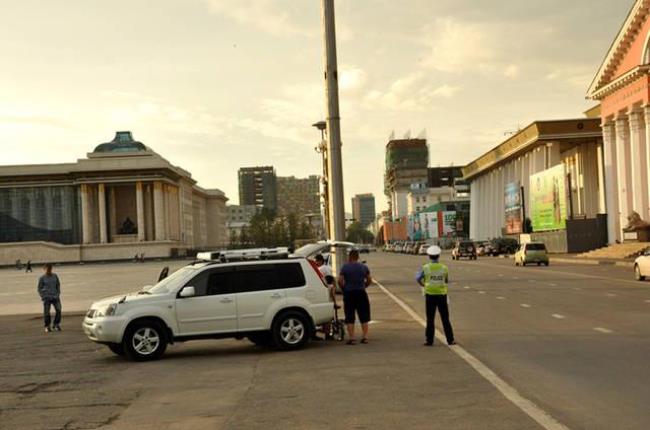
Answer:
[
  {"xmin": 43, "ymin": 298, "xmax": 62, "ymax": 327},
  {"xmin": 425, "ymin": 294, "xmax": 454, "ymax": 344}
]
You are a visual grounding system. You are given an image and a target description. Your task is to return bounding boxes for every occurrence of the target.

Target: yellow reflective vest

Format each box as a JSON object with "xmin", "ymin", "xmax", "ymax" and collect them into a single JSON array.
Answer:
[{"xmin": 422, "ymin": 262, "xmax": 449, "ymax": 296}]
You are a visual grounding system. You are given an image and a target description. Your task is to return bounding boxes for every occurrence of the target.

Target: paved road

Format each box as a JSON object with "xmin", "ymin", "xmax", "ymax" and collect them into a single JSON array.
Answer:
[
  {"xmin": 0, "ymin": 276, "xmax": 538, "ymax": 430},
  {"xmin": 368, "ymin": 252, "xmax": 650, "ymax": 430},
  {"xmin": 1, "ymin": 254, "xmax": 649, "ymax": 429}
]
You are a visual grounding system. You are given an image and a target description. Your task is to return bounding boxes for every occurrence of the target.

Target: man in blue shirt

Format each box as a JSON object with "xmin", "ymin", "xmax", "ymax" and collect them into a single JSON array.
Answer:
[
  {"xmin": 37, "ymin": 263, "xmax": 62, "ymax": 333},
  {"xmin": 338, "ymin": 249, "xmax": 373, "ymax": 345}
]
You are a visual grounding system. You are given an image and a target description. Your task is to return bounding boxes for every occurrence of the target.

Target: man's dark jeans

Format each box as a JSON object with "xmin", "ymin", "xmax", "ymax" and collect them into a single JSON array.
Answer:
[
  {"xmin": 425, "ymin": 294, "xmax": 454, "ymax": 344},
  {"xmin": 43, "ymin": 298, "xmax": 62, "ymax": 327}
]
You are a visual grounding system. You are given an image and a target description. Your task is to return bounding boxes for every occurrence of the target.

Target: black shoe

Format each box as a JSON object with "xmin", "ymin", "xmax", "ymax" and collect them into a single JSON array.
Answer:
[
  {"xmin": 448, "ymin": 340, "xmax": 456, "ymax": 346},
  {"xmin": 423, "ymin": 342, "xmax": 433, "ymax": 347}
]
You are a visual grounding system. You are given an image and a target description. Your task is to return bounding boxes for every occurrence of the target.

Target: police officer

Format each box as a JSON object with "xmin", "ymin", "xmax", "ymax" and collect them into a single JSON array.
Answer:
[{"xmin": 416, "ymin": 246, "xmax": 456, "ymax": 346}]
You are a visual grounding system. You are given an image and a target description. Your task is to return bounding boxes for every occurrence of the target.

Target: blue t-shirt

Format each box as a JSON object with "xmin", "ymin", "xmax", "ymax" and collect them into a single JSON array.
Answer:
[{"xmin": 340, "ymin": 262, "xmax": 370, "ymax": 292}]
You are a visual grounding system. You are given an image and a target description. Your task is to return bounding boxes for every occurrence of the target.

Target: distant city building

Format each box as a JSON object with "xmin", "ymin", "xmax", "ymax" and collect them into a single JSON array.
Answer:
[
  {"xmin": 384, "ymin": 138, "xmax": 429, "ymax": 219},
  {"xmin": 407, "ymin": 166, "xmax": 470, "ymax": 215},
  {"xmin": 238, "ymin": 166, "xmax": 277, "ymax": 212},
  {"xmin": 352, "ymin": 193, "xmax": 376, "ymax": 227},
  {"xmin": 0, "ymin": 131, "xmax": 228, "ymax": 265},
  {"xmin": 227, "ymin": 204, "xmax": 259, "ymax": 224},
  {"xmin": 276, "ymin": 175, "xmax": 320, "ymax": 220}
]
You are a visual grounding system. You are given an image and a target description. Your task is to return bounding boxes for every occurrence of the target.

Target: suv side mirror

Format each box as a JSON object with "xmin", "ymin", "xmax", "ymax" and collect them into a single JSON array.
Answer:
[{"xmin": 179, "ymin": 286, "xmax": 195, "ymax": 298}]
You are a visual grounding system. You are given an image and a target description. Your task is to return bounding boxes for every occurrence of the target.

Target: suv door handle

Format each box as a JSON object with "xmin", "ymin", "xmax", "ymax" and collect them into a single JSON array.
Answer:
[
  {"xmin": 270, "ymin": 293, "xmax": 282, "ymax": 299},
  {"xmin": 220, "ymin": 298, "xmax": 233, "ymax": 303}
]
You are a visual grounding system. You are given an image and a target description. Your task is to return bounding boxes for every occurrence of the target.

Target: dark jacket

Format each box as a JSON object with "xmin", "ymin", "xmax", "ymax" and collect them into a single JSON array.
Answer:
[{"xmin": 37, "ymin": 274, "xmax": 60, "ymax": 300}]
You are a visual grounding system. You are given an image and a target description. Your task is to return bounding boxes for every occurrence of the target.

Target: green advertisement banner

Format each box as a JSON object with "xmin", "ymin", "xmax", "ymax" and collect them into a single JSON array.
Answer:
[{"xmin": 529, "ymin": 164, "xmax": 567, "ymax": 232}]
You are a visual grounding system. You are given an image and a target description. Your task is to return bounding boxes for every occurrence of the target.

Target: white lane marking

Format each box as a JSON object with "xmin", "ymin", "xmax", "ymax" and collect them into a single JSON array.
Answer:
[
  {"xmin": 496, "ymin": 296, "xmax": 506, "ymax": 300},
  {"xmin": 605, "ymin": 293, "xmax": 617, "ymax": 297},
  {"xmin": 551, "ymin": 314, "xmax": 566, "ymax": 319},
  {"xmin": 478, "ymin": 291, "xmax": 486, "ymax": 295},
  {"xmin": 374, "ymin": 280, "xmax": 570, "ymax": 430},
  {"xmin": 573, "ymin": 288, "xmax": 582, "ymax": 291},
  {"xmin": 498, "ymin": 274, "xmax": 504, "ymax": 277},
  {"xmin": 520, "ymin": 303, "xmax": 531, "ymax": 308},
  {"xmin": 594, "ymin": 327, "xmax": 613, "ymax": 334},
  {"xmin": 464, "ymin": 286, "xmax": 471, "ymax": 289},
  {"xmin": 528, "ymin": 279, "xmax": 536, "ymax": 283},
  {"xmin": 548, "ymin": 283, "xmax": 558, "ymax": 287},
  {"xmin": 645, "ymin": 299, "xmax": 650, "ymax": 303},
  {"xmin": 513, "ymin": 276, "xmax": 520, "ymax": 280}
]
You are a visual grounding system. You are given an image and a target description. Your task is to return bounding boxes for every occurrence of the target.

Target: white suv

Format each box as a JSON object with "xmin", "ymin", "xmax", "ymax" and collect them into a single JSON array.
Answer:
[{"xmin": 83, "ymin": 258, "xmax": 334, "ymax": 361}]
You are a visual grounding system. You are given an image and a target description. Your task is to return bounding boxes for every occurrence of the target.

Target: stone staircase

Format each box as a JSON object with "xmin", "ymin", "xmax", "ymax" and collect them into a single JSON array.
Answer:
[{"xmin": 578, "ymin": 242, "xmax": 650, "ymax": 259}]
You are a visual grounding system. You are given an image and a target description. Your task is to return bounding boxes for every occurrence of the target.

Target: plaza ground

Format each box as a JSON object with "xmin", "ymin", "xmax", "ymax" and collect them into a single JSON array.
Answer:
[{"xmin": 1, "ymin": 253, "xmax": 649, "ymax": 429}]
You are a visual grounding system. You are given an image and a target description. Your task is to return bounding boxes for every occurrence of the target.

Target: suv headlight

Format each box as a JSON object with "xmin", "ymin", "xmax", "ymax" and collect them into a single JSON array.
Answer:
[{"xmin": 96, "ymin": 303, "xmax": 117, "ymax": 317}]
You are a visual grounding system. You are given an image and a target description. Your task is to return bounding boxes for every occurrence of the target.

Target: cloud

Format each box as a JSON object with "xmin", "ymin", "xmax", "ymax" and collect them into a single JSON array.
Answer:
[
  {"xmin": 339, "ymin": 65, "xmax": 368, "ymax": 93},
  {"xmin": 422, "ymin": 17, "xmax": 496, "ymax": 73},
  {"xmin": 364, "ymin": 72, "xmax": 461, "ymax": 111},
  {"xmin": 202, "ymin": 0, "xmax": 309, "ymax": 37},
  {"xmin": 504, "ymin": 64, "xmax": 520, "ymax": 78}
]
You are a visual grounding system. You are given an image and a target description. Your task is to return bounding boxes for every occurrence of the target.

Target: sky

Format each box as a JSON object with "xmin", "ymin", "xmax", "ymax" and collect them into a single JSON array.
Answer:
[{"xmin": 0, "ymin": 0, "xmax": 636, "ymax": 212}]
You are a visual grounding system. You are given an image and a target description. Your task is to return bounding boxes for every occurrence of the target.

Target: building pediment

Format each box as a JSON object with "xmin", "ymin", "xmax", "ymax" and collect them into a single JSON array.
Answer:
[{"xmin": 588, "ymin": 0, "xmax": 650, "ymax": 99}]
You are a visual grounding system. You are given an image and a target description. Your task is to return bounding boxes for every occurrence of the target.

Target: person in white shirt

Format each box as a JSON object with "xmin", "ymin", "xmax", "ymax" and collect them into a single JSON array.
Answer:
[{"xmin": 314, "ymin": 254, "xmax": 339, "ymax": 340}]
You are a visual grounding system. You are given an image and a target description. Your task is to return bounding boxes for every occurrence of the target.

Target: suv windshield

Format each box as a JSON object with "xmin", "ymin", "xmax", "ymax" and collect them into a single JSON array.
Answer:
[{"xmin": 147, "ymin": 266, "xmax": 198, "ymax": 294}]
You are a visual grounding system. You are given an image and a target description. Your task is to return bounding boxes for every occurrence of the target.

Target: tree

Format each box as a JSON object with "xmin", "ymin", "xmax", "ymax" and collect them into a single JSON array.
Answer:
[{"xmin": 346, "ymin": 222, "xmax": 374, "ymax": 244}]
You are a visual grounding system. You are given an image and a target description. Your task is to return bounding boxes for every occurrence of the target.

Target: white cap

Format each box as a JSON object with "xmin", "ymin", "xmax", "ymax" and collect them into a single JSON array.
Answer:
[{"xmin": 427, "ymin": 245, "xmax": 442, "ymax": 256}]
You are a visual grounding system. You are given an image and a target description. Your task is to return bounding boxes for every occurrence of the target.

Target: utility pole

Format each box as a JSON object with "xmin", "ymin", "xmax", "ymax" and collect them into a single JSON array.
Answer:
[{"xmin": 321, "ymin": 0, "xmax": 346, "ymax": 274}]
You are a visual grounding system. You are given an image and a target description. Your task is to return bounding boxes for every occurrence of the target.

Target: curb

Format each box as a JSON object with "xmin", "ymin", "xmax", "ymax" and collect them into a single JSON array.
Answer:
[{"xmin": 550, "ymin": 257, "xmax": 634, "ymax": 268}]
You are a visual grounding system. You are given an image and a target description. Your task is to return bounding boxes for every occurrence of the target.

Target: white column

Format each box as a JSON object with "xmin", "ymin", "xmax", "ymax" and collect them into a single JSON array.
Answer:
[
  {"xmin": 153, "ymin": 181, "xmax": 165, "ymax": 240},
  {"xmin": 80, "ymin": 184, "xmax": 92, "ymax": 244},
  {"xmin": 470, "ymin": 179, "xmax": 478, "ymax": 239},
  {"xmin": 644, "ymin": 105, "xmax": 650, "ymax": 220},
  {"xmin": 98, "ymin": 183, "xmax": 107, "ymax": 244},
  {"xmin": 615, "ymin": 116, "xmax": 631, "ymax": 237},
  {"xmin": 603, "ymin": 121, "xmax": 620, "ymax": 243},
  {"xmin": 109, "ymin": 187, "xmax": 116, "ymax": 241},
  {"xmin": 136, "ymin": 182, "xmax": 145, "ymax": 242},
  {"xmin": 629, "ymin": 110, "xmax": 649, "ymax": 217},
  {"xmin": 596, "ymin": 141, "xmax": 606, "ymax": 214}
]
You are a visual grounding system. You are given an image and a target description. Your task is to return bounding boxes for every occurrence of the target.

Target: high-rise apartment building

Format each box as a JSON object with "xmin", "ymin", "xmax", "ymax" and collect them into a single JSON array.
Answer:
[
  {"xmin": 384, "ymin": 138, "xmax": 429, "ymax": 219},
  {"xmin": 276, "ymin": 175, "xmax": 320, "ymax": 219},
  {"xmin": 352, "ymin": 193, "xmax": 376, "ymax": 227},
  {"xmin": 238, "ymin": 166, "xmax": 277, "ymax": 212}
]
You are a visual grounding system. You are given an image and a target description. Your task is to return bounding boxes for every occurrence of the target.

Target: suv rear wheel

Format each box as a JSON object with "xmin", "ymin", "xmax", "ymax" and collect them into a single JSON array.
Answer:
[
  {"xmin": 123, "ymin": 320, "xmax": 167, "ymax": 361},
  {"xmin": 271, "ymin": 311, "xmax": 311, "ymax": 350}
]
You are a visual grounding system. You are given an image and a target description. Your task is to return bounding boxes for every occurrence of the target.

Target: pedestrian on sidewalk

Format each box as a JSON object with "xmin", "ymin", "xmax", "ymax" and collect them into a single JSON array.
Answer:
[
  {"xmin": 37, "ymin": 263, "xmax": 62, "ymax": 333},
  {"xmin": 416, "ymin": 246, "xmax": 455, "ymax": 346},
  {"xmin": 338, "ymin": 249, "xmax": 373, "ymax": 345},
  {"xmin": 25, "ymin": 260, "xmax": 32, "ymax": 273}
]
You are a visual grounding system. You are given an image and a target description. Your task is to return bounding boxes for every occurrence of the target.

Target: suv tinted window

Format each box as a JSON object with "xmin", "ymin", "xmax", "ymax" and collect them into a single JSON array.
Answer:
[
  {"xmin": 206, "ymin": 269, "xmax": 235, "ymax": 296},
  {"xmin": 184, "ymin": 271, "xmax": 209, "ymax": 296},
  {"xmin": 526, "ymin": 243, "xmax": 546, "ymax": 251},
  {"xmin": 231, "ymin": 265, "xmax": 279, "ymax": 293},
  {"xmin": 275, "ymin": 263, "xmax": 306, "ymax": 288}
]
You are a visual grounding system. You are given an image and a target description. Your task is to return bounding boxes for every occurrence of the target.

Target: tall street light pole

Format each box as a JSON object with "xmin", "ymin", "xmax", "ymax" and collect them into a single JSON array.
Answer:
[{"xmin": 321, "ymin": 0, "xmax": 346, "ymax": 275}]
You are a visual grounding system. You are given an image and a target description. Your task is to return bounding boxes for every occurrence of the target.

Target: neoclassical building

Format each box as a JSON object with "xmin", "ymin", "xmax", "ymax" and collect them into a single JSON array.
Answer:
[
  {"xmin": 0, "ymin": 132, "xmax": 228, "ymax": 264},
  {"xmin": 588, "ymin": 0, "xmax": 650, "ymax": 243}
]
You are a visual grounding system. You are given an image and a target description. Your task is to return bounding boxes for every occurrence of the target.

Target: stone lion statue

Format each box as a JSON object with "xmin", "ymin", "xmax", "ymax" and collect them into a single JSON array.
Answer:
[{"xmin": 623, "ymin": 211, "xmax": 650, "ymax": 232}]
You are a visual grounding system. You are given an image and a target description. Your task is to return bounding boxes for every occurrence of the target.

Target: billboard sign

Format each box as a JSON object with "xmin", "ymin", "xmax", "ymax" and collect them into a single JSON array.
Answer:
[
  {"xmin": 504, "ymin": 181, "xmax": 522, "ymax": 234},
  {"xmin": 529, "ymin": 165, "xmax": 567, "ymax": 232},
  {"xmin": 408, "ymin": 211, "xmax": 457, "ymax": 240}
]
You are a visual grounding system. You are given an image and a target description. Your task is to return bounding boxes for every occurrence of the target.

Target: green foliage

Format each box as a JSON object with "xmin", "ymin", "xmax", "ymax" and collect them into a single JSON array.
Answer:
[
  {"xmin": 346, "ymin": 222, "xmax": 374, "ymax": 244},
  {"xmin": 230, "ymin": 209, "xmax": 317, "ymax": 249}
]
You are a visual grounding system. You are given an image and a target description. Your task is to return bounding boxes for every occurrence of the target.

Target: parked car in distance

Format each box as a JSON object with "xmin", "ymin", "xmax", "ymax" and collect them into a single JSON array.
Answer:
[
  {"xmin": 634, "ymin": 248, "xmax": 650, "ymax": 281},
  {"xmin": 514, "ymin": 242, "xmax": 549, "ymax": 266},
  {"xmin": 475, "ymin": 241, "xmax": 489, "ymax": 256},
  {"xmin": 418, "ymin": 244, "xmax": 429, "ymax": 255},
  {"xmin": 83, "ymin": 258, "xmax": 334, "ymax": 361},
  {"xmin": 452, "ymin": 240, "xmax": 477, "ymax": 260},
  {"xmin": 488, "ymin": 237, "xmax": 519, "ymax": 256}
]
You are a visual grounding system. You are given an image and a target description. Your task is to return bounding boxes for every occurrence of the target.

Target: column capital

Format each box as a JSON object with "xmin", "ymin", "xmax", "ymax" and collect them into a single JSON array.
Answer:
[{"xmin": 629, "ymin": 109, "xmax": 645, "ymax": 132}]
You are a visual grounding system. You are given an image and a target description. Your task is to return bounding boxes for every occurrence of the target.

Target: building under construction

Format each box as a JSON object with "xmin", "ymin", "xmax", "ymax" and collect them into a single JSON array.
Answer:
[{"xmin": 384, "ymin": 138, "xmax": 429, "ymax": 219}]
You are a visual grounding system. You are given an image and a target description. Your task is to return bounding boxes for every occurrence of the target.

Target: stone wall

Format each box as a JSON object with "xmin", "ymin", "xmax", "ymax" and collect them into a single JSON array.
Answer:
[{"xmin": 0, "ymin": 241, "xmax": 183, "ymax": 266}]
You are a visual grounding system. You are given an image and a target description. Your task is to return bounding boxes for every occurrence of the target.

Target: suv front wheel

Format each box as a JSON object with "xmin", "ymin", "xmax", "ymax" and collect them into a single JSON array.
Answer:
[
  {"xmin": 123, "ymin": 320, "xmax": 168, "ymax": 361},
  {"xmin": 271, "ymin": 311, "xmax": 311, "ymax": 350}
]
